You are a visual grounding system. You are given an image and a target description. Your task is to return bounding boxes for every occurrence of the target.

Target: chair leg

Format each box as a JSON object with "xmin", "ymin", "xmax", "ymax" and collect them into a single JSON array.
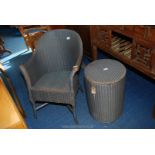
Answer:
[
  {"xmin": 31, "ymin": 101, "xmax": 37, "ymax": 119},
  {"xmin": 67, "ymin": 105, "xmax": 78, "ymax": 124}
]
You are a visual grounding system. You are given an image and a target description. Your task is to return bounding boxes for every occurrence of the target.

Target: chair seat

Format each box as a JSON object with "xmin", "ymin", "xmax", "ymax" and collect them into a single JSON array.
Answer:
[
  {"xmin": 33, "ymin": 71, "xmax": 71, "ymax": 92},
  {"xmin": 31, "ymin": 71, "xmax": 78, "ymax": 104}
]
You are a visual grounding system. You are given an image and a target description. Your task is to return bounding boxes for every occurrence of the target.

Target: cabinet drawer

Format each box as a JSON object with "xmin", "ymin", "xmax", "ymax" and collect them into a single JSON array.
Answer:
[
  {"xmin": 133, "ymin": 42, "xmax": 152, "ymax": 69},
  {"xmin": 134, "ymin": 26, "xmax": 147, "ymax": 39}
]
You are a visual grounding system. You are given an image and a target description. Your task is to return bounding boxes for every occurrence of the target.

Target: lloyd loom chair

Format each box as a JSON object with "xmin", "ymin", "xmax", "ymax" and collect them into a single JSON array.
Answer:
[{"xmin": 20, "ymin": 29, "xmax": 83, "ymax": 123}]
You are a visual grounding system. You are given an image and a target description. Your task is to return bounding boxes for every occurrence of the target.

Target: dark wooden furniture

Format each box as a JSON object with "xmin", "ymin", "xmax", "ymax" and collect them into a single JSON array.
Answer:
[
  {"xmin": 0, "ymin": 36, "xmax": 5, "ymax": 54},
  {"xmin": 90, "ymin": 25, "xmax": 155, "ymax": 80},
  {"xmin": 0, "ymin": 36, "xmax": 11, "ymax": 57},
  {"xmin": 65, "ymin": 25, "xmax": 93, "ymax": 59}
]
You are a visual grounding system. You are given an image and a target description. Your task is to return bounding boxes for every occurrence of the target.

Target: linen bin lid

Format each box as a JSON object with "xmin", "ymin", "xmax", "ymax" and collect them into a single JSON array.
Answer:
[{"xmin": 84, "ymin": 59, "xmax": 126, "ymax": 84}]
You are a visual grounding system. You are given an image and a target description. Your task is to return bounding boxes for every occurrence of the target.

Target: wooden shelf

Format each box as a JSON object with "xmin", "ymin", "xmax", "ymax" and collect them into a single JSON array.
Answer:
[{"xmin": 111, "ymin": 33, "xmax": 132, "ymax": 59}]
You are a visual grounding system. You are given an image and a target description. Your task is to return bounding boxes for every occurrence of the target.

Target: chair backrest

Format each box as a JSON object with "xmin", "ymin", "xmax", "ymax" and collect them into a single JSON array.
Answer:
[{"xmin": 34, "ymin": 29, "xmax": 83, "ymax": 72}]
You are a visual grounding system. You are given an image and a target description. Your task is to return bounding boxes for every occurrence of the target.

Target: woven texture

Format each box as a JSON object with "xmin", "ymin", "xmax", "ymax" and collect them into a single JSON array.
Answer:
[
  {"xmin": 20, "ymin": 29, "xmax": 83, "ymax": 114},
  {"xmin": 84, "ymin": 59, "xmax": 126, "ymax": 123},
  {"xmin": 31, "ymin": 71, "xmax": 78, "ymax": 105},
  {"xmin": 85, "ymin": 59, "xmax": 126, "ymax": 83}
]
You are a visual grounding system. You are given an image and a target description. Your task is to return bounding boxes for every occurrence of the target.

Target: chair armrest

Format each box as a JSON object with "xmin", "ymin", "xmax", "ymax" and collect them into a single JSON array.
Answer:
[
  {"xmin": 20, "ymin": 64, "xmax": 37, "ymax": 104},
  {"xmin": 20, "ymin": 65, "xmax": 32, "ymax": 89},
  {"xmin": 69, "ymin": 48, "xmax": 83, "ymax": 92},
  {"xmin": 20, "ymin": 53, "xmax": 46, "ymax": 87},
  {"xmin": 69, "ymin": 65, "xmax": 79, "ymax": 92}
]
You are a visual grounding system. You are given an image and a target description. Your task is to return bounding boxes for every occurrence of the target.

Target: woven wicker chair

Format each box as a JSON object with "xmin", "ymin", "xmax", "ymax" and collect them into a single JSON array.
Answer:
[{"xmin": 20, "ymin": 29, "xmax": 83, "ymax": 123}]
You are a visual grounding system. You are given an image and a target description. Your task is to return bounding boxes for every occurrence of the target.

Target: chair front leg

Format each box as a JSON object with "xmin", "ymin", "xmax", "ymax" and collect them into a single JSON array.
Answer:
[{"xmin": 67, "ymin": 104, "xmax": 78, "ymax": 124}]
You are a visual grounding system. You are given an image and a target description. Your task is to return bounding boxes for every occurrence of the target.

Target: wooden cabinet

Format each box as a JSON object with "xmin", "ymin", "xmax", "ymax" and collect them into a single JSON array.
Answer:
[{"xmin": 90, "ymin": 25, "xmax": 155, "ymax": 79}]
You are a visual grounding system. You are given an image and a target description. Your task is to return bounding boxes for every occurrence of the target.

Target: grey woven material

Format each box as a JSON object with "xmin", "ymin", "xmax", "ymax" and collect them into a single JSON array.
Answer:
[
  {"xmin": 85, "ymin": 59, "xmax": 126, "ymax": 83},
  {"xmin": 31, "ymin": 71, "xmax": 78, "ymax": 104},
  {"xmin": 84, "ymin": 59, "xmax": 126, "ymax": 123},
  {"xmin": 20, "ymin": 29, "xmax": 83, "ymax": 118}
]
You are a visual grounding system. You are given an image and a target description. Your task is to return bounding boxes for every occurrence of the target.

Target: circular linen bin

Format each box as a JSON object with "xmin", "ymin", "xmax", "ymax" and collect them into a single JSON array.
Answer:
[{"xmin": 84, "ymin": 59, "xmax": 126, "ymax": 123}]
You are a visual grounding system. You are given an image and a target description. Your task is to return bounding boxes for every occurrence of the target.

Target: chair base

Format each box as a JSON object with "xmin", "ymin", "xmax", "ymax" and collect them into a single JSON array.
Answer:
[
  {"xmin": 36, "ymin": 103, "xmax": 49, "ymax": 111},
  {"xmin": 32, "ymin": 102, "xmax": 79, "ymax": 124},
  {"xmin": 32, "ymin": 102, "xmax": 49, "ymax": 119}
]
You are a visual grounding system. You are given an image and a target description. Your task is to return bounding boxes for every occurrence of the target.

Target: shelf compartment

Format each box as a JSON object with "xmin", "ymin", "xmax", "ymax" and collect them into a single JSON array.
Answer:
[{"xmin": 111, "ymin": 32, "xmax": 133, "ymax": 59}]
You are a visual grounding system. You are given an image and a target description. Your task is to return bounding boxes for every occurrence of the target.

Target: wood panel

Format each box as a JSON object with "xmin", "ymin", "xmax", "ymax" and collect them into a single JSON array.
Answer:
[{"xmin": 0, "ymin": 78, "xmax": 27, "ymax": 129}]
